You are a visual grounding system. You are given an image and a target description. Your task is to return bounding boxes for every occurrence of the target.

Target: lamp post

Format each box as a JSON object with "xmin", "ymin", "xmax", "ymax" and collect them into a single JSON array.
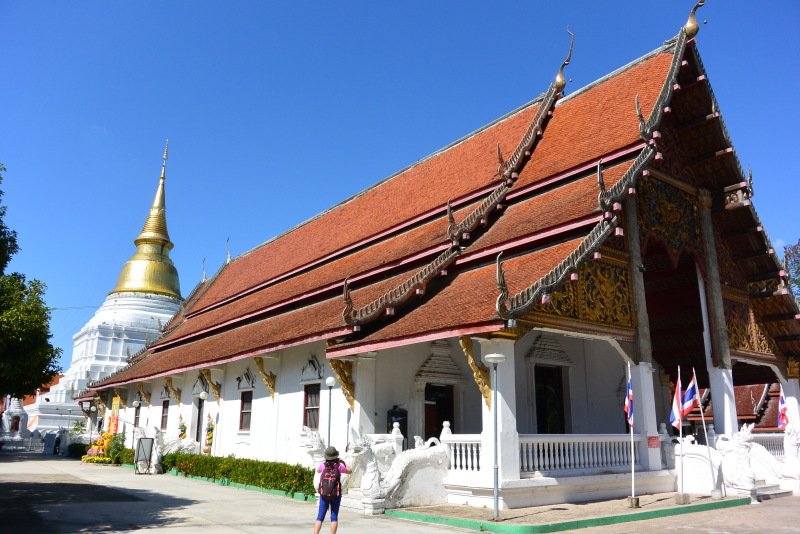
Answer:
[
  {"xmin": 325, "ymin": 376, "xmax": 336, "ymax": 446},
  {"xmin": 89, "ymin": 406, "xmax": 97, "ymax": 446},
  {"xmin": 484, "ymin": 352, "xmax": 507, "ymax": 522}
]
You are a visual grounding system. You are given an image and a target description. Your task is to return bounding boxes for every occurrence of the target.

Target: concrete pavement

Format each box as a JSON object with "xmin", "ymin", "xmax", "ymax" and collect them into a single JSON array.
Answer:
[{"xmin": 1, "ymin": 452, "xmax": 798, "ymax": 533}]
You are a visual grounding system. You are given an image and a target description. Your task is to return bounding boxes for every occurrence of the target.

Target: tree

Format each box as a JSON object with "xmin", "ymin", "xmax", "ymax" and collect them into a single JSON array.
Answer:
[
  {"xmin": 0, "ymin": 164, "xmax": 61, "ymax": 398},
  {"xmin": 786, "ymin": 239, "xmax": 800, "ymax": 302}
]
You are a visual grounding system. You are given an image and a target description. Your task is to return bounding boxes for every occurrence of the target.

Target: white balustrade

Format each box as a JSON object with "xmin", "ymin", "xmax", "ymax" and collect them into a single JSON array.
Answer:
[
  {"xmin": 519, "ymin": 434, "xmax": 641, "ymax": 476},
  {"xmin": 752, "ymin": 433, "xmax": 785, "ymax": 460},
  {"xmin": 441, "ymin": 433, "xmax": 481, "ymax": 472}
]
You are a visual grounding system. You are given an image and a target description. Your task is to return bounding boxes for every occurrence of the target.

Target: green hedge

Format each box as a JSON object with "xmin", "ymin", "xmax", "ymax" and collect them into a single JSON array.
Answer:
[
  {"xmin": 162, "ymin": 453, "xmax": 314, "ymax": 495},
  {"xmin": 119, "ymin": 448, "xmax": 135, "ymax": 465},
  {"xmin": 67, "ymin": 443, "xmax": 90, "ymax": 458}
]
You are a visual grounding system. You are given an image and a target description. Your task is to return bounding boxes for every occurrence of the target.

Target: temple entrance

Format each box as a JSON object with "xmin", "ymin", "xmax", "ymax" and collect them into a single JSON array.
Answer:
[
  {"xmin": 534, "ymin": 365, "xmax": 566, "ymax": 434},
  {"xmin": 424, "ymin": 384, "xmax": 453, "ymax": 440}
]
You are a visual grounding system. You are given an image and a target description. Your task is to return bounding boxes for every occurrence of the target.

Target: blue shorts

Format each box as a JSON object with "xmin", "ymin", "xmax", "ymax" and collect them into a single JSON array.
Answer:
[{"xmin": 316, "ymin": 495, "xmax": 342, "ymax": 522}]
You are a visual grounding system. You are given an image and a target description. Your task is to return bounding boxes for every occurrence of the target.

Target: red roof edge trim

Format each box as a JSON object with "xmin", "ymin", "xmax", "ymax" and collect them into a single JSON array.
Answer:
[
  {"xmin": 326, "ymin": 322, "xmax": 504, "ymax": 359},
  {"xmin": 186, "ymin": 182, "xmax": 498, "ymax": 320},
  {"xmin": 96, "ymin": 327, "xmax": 353, "ymax": 391},
  {"xmin": 506, "ymin": 142, "xmax": 645, "ymax": 202},
  {"xmin": 454, "ymin": 214, "xmax": 602, "ymax": 268},
  {"xmin": 154, "ymin": 243, "xmax": 453, "ymax": 351}
]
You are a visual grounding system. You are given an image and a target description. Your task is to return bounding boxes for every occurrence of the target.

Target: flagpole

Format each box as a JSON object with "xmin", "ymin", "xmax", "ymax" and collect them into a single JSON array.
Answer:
[
  {"xmin": 693, "ymin": 367, "xmax": 718, "ymax": 498},
  {"xmin": 678, "ymin": 365, "xmax": 685, "ymax": 499},
  {"xmin": 628, "ymin": 362, "xmax": 635, "ymax": 501}
]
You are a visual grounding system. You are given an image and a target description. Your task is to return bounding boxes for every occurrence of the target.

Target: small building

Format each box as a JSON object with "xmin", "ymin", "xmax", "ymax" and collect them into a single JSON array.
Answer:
[{"xmin": 83, "ymin": 9, "xmax": 799, "ymax": 509}]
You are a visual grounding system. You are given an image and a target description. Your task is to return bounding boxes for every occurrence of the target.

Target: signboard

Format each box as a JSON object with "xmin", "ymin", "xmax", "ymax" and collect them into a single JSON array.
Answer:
[
  {"xmin": 109, "ymin": 396, "xmax": 121, "ymax": 434},
  {"xmin": 134, "ymin": 437, "xmax": 155, "ymax": 475},
  {"xmin": 647, "ymin": 435, "xmax": 661, "ymax": 448}
]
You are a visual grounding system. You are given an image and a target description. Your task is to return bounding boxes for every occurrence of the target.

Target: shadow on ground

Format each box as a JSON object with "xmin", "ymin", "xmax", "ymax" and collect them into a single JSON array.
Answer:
[{"xmin": 0, "ymin": 454, "xmax": 197, "ymax": 533}]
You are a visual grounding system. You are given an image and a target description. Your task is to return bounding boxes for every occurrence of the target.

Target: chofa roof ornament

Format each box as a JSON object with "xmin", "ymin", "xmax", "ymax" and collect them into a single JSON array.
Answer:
[
  {"xmin": 683, "ymin": 0, "xmax": 705, "ymax": 39},
  {"xmin": 554, "ymin": 28, "xmax": 575, "ymax": 93}
]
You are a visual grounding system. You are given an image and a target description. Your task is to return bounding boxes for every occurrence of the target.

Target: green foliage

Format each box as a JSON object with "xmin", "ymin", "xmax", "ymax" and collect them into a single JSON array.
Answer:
[
  {"xmin": 0, "ymin": 163, "xmax": 61, "ymax": 397},
  {"xmin": 107, "ymin": 432, "xmax": 126, "ymax": 464},
  {"xmin": 119, "ymin": 447, "xmax": 135, "ymax": 465},
  {"xmin": 786, "ymin": 240, "xmax": 800, "ymax": 301},
  {"xmin": 68, "ymin": 442, "xmax": 90, "ymax": 458},
  {"xmin": 162, "ymin": 453, "xmax": 314, "ymax": 495},
  {"xmin": 70, "ymin": 420, "xmax": 87, "ymax": 437}
]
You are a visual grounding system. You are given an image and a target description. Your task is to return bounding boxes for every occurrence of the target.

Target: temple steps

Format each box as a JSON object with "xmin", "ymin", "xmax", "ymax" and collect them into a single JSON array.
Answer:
[{"xmin": 754, "ymin": 480, "xmax": 793, "ymax": 502}]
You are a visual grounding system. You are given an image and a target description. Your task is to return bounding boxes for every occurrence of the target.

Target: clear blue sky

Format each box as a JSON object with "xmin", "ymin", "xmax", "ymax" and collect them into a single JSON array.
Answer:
[{"xmin": 2, "ymin": 1, "xmax": 798, "ymax": 372}]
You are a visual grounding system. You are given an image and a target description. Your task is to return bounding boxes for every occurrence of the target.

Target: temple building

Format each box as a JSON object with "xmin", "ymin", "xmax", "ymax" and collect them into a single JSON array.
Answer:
[
  {"xmin": 26, "ymin": 146, "xmax": 182, "ymax": 433},
  {"xmin": 81, "ymin": 7, "xmax": 799, "ymax": 509}
]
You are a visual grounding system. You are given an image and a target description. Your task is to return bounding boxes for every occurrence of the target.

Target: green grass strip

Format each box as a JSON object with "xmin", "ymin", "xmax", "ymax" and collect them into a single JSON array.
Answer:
[{"xmin": 385, "ymin": 497, "xmax": 751, "ymax": 533}]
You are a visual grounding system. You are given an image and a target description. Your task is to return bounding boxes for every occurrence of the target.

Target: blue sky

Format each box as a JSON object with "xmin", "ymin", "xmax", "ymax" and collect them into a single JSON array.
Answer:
[{"xmin": 2, "ymin": 1, "xmax": 798, "ymax": 371}]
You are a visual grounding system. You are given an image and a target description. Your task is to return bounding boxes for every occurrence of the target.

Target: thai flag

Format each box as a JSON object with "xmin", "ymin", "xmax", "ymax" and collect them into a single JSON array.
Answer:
[
  {"xmin": 624, "ymin": 377, "xmax": 634, "ymax": 428},
  {"xmin": 669, "ymin": 374, "xmax": 682, "ymax": 430},
  {"xmin": 778, "ymin": 386, "xmax": 789, "ymax": 429},
  {"xmin": 681, "ymin": 374, "xmax": 700, "ymax": 418}
]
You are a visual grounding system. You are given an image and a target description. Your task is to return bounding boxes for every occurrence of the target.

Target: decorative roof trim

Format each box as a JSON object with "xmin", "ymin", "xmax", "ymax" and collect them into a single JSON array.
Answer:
[{"xmin": 343, "ymin": 34, "xmax": 574, "ymax": 327}]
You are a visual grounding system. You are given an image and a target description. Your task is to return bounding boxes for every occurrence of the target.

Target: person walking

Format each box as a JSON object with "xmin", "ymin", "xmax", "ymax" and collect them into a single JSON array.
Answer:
[{"xmin": 313, "ymin": 446, "xmax": 351, "ymax": 534}]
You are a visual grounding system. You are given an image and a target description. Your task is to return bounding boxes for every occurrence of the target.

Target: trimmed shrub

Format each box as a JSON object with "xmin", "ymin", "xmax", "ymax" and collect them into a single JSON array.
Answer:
[
  {"xmin": 68, "ymin": 442, "xmax": 90, "ymax": 458},
  {"xmin": 119, "ymin": 448, "xmax": 135, "ymax": 465},
  {"xmin": 107, "ymin": 432, "xmax": 126, "ymax": 464},
  {"xmin": 162, "ymin": 453, "xmax": 314, "ymax": 495}
]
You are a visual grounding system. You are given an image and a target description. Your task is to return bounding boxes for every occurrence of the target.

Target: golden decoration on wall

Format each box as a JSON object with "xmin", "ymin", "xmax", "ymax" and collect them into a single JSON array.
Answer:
[
  {"xmin": 638, "ymin": 174, "xmax": 698, "ymax": 263},
  {"xmin": 724, "ymin": 299, "xmax": 777, "ymax": 356},
  {"xmin": 164, "ymin": 377, "xmax": 182, "ymax": 401},
  {"xmin": 714, "ymin": 237, "xmax": 748, "ymax": 289},
  {"xmin": 136, "ymin": 383, "xmax": 151, "ymax": 405},
  {"xmin": 459, "ymin": 336, "xmax": 492, "ymax": 409},
  {"xmin": 787, "ymin": 357, "xmax": 800, "ymax": 379},
  {"xmin": 254, "ymin": 356, "xmax": 277, "ymax": 399},
  {"xmin": 200, "ymin": 369, "xmax": 222, "ymax": 405},
  {"xmin": 528, "ymin": 249, "xmax": 633, "ymax": 330},
  {"xmin": 329, "ymin": 359, "xmax": 355, "ymax": 411}
]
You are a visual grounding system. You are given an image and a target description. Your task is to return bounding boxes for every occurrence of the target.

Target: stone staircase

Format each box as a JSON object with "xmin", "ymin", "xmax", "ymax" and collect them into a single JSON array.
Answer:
[{"xmin": 754, "ymin": 480, "xmax": 793, "ymax": 502}]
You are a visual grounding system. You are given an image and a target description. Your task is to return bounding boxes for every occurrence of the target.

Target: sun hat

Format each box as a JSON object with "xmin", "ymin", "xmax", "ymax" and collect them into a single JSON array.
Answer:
[{"xmin": 324, "ymin": 446, "xmax": 339, "ymax": 461}]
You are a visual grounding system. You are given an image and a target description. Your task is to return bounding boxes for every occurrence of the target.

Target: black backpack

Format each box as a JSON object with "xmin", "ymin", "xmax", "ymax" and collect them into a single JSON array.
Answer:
[{"xmin": 318, "ymin": 461, "xmax": 341, "ymax": 498}]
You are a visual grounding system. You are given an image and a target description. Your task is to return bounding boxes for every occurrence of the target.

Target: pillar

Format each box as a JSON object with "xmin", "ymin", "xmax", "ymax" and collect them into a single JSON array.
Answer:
[
  {"xmin": 352, "ymin": 353, "xmax": 376, "ymax": 435},
  {"xmin": 697, "ymin": 189, "xmax": 738, "ymax": 434},
  {"xmin": 474, "ymin": 337, "xmax": 520, "ymax": 485},
  {"xmin": 623, "ymin": 196, "xmax": 663, "ymax": 470}
]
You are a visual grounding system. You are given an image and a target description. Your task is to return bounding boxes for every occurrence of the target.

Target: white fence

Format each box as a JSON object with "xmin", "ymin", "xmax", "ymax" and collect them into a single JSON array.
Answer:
[
  {"xmin": 520, "ymin": 434, "xmax": 641, "ymax": 476},
  {"xmin": 441, "ymin": 433, "xmax": 481, "ymax": 472},
  {"xmin": 752, "ymin": 433, "xmax": 785, "ymax": 460}
]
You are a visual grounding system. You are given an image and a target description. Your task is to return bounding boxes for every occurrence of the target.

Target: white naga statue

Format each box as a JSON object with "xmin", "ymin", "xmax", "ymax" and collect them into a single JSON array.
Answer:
[{"xmin": 300, "ymin": 425, "xmax": 450, "ymax": 512}]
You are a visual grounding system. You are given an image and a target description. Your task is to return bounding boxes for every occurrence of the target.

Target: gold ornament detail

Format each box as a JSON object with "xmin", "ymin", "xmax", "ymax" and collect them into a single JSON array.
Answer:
[
  {"xmin": 329, "ymin": 359, "xmax": 355, "ymax": 411},
  {"xmin": 787, "ymin": 357, "xmax": 800, "ymax": 379},
  {"xmin": 199, "ymin": 369, "xmax": 222, "ymax": 405},
  {"xmin": 136, "ymin": 383, "xmax": 151, "ymax": 405},
  {"xmin": 113, "ymin": 389, "xmax": 127, "ymax": 409},
  {"xmin": 459, "ymin": 336, "xmax": 492, "ymax": 409},
  {"xmin": 724, "ymin": 299, "xmax": 778, "ymax": 356},
  {"xmin": 748, "ymin": 278, "xmax": 780, "ymax": 297},
  {"xmin": 164, "ymin": 377, "xmax": 182, "ymax": 401},
  {"xmin": 254, "ymin": 356, "xmax": 277, "ymax": 399},
  {"xmin": 528, "ymin": 250, "xmax": 633, "ymax": 329},
  {"xmin": 638, "ymin": 174, "xmax": 698, "ymax": 263}
]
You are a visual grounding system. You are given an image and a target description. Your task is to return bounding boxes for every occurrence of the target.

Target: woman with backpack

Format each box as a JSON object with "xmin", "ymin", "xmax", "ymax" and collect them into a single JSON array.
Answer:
[{"xmin": 314, "ymin": 446, "xmax": 351, "ymax": 534}]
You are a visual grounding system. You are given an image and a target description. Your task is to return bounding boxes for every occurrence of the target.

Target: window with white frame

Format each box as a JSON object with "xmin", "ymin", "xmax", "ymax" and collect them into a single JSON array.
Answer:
[
  {"xmin": 303, "ymin": 384, "xmax": 320, "ymax": 430},
  {"xmin": 160, "ymin": 399, "xmax": 169, "ymax": 431},
  {"xmin": 239, "ymin": 390, "xmax": 253, "ymax": 431}
]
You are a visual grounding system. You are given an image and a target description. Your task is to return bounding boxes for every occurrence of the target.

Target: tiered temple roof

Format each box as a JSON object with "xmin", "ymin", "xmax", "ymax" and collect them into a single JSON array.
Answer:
[{"xmin": 87, "ymin": 14, "xmax": 799, "ymax": 393}]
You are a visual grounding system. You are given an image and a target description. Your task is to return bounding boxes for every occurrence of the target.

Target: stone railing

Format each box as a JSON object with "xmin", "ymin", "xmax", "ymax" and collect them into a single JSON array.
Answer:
[
  {"xmin": 440, "ymin": 431, "xmax": 482, "ymax": 472},
  {"xmin": 752, "ymin": 433, "xmax": 785, "ymax": 460},
  {"xmin": 519, "ymin": 433, "xmax": 641, "ymax": 476}
]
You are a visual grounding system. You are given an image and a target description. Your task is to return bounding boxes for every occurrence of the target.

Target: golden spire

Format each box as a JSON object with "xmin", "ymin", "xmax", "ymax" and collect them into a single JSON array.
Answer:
[
  {"xmin": 110, "ymin": 141, "xmax": 182, "ymax": 299},
  {"xmin": 554, "ymin": 29, "xmax": 575, "ymax": 93}
]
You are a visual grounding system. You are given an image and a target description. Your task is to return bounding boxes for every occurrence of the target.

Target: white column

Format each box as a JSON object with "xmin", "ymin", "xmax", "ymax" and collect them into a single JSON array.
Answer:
[
  {"xmin": 696, "ymin": 263, "xmax": 738, "ymax": 434},
  {"xmin": 474, "ymin": 337, "xmax": 520, "ymax": 485},
  {"xmin": 353, "ymin": 353, "xmax": 376, "ymax": 435},
  {"xmin": 630, "ymin": 361, "xmax": 662, "ymax": 470}
]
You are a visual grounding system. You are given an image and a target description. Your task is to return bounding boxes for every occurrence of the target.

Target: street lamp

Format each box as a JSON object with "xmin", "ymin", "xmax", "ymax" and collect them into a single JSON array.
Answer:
[
  {"xmin": 199, "ymin": 391, "xmax": 209, "ymax": 401},
  {"xmin": 325, "ymin": 376, "xmax": 336, "ymax": 446},
  {"xmin": 484, "ymin": 352, "xmax": 507, "ymax": 522},
  {"xmin": 89, "ymin": 406, "xmax": 97, "ymax": 446}
]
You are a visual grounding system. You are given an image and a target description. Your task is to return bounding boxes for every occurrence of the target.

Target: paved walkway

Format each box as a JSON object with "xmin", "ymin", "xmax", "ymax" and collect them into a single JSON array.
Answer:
[{"xmin": 1, "ymin": 453, "xmax": 797, "ymax": 533}]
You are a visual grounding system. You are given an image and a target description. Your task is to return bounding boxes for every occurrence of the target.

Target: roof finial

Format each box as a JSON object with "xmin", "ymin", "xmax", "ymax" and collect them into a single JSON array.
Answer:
[
  {"xmin": 554, "ymin": 28, "xmax": 575, "ymax": 92},
  {"xmin": 201, "ymin": 257, "xmax": 207, "ymax": 282},
  {"xmin": 161, "ymin": 139, "xmax": 169, "ymax": 180},
  {"xmin": 684, "ymin": 0, "xmax": 705, "ymax": 39},
  {"xmin": 225, "ymin": 237, "xmax": 231, "ymax": 264}
]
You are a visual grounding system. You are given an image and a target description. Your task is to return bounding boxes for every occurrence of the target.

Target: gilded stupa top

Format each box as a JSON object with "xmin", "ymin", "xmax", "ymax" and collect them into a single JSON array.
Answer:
[{"xmin": 110, "ymin": 142, "xmax": 182, "ymax": 299}]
